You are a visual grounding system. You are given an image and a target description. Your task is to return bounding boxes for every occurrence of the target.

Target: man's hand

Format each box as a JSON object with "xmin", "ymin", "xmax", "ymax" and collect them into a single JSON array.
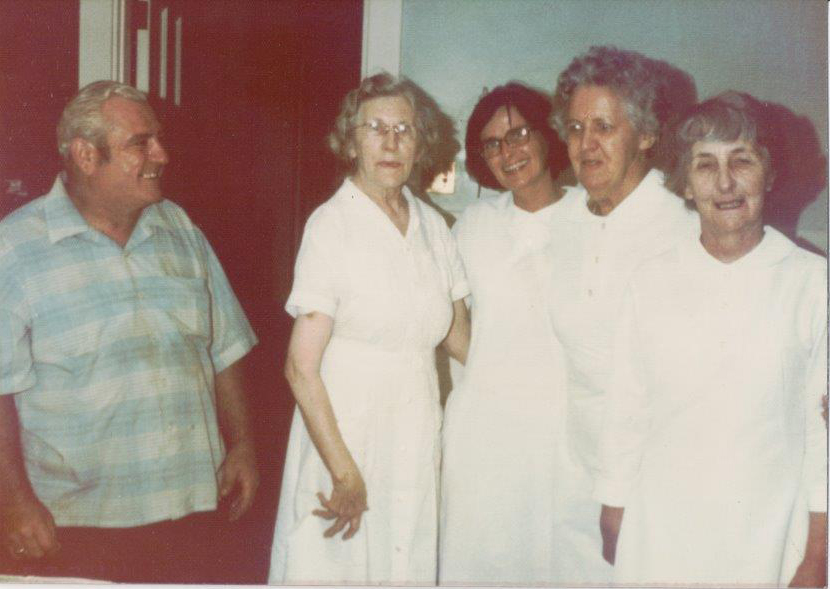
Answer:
[
  {"xmin": 599, "ymin": 504, "xmax": 625, "ymax": 565},
  {"xmin": 1, "ymin": 496, "xmax": 59, "ymax": 559},
  {"xmin": 218, "ymin": 438, "xmax": 259, "ymax": 521}
]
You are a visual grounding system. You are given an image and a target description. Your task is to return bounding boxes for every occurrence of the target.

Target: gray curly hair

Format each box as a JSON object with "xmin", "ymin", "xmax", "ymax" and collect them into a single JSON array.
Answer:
[
  {"xmin": 328, "ymin": 72, "xmax": 458, "ymax": 192},
  {"xmin": 551, "ymin": 46, "xmax": 666, "ymax": 141},
  {"xmin": 57, "ymin": 80, "xmax": 148, "ymax": 163}
]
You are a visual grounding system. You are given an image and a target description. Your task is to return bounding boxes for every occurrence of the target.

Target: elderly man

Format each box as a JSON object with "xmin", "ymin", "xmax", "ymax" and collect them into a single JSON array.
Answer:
[{"xmin": 0, "ymin": 81, "xmax": 259, "ymax": 583}]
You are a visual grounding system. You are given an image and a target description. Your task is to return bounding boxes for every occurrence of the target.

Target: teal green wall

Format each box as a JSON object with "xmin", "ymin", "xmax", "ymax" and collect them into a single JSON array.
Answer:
[{"xmin": 401, "ymin": 0, "xmax": 828, "ymax": 250}]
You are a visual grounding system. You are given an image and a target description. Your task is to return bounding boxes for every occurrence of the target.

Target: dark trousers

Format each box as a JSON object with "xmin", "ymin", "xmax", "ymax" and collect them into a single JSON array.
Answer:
[{"xmin": 0, "ymin": 509, "xmax": 240, "ymax": 583}]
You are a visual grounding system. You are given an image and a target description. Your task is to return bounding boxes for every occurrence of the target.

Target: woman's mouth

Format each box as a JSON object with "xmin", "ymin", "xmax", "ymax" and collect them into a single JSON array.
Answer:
[
  {"xmin": 502, "ymin": 159, "xmax": 528, "ymax": 174},
  {"xmin": 714, "ymin": 198, "xmax": 745, "ymax": 210}
]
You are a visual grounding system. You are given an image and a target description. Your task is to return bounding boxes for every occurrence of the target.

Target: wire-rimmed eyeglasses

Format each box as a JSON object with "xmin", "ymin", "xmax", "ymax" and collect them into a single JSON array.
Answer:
[
  {"xmin": 353, "ymin": 119, "xmax": 416, "ymax": 141},
  {"xmin": 480, "ymin": 125, "xmax": 532, "ymax": 158}
]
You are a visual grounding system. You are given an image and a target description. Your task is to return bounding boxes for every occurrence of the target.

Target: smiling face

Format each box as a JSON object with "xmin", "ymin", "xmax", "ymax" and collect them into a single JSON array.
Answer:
[
  {"xmin": 348, "ymin": 95, "xmax": 419, "ymax": 198},
  {"xmin": 88, "ymin": 97, "xmax": 169, "ymax": 213},
  {"xmin": 684, "ymin": 138, "xmax": 768, "ymax": 243},
  {"xmin": 480, "ymin": 105, "xmax": 550, "ymax": 195},
  {"xmin": 565, "ymin": 85, "xmax": 654, "ymax": 212}
]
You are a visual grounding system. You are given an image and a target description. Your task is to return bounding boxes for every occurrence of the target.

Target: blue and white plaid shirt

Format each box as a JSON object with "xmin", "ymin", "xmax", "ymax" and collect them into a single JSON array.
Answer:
[{"xmin": 0, "ymin": 176, "xmax": 257, "ymax": 527}]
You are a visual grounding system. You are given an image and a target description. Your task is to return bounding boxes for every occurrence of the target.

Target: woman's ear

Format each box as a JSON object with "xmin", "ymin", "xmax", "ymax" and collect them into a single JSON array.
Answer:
[{"xmin": 638, "ymin": 133, "xmax": 656, "ymax": 152}]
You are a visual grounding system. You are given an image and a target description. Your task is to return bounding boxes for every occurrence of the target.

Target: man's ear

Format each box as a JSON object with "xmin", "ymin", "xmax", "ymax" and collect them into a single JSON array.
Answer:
[{"xmin": 69, "ymin": 138, "xmax": 100, "ymax": 176}]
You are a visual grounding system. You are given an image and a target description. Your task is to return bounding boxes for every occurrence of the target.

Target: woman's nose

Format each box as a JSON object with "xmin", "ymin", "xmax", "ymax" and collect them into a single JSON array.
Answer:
[
  {"xmin": 717, "ymin": 165, "xmax": 735, "ymax": 193},
  {"xmin": 382, "ymin": 129, "xmax": 399, "ymax": 150}
]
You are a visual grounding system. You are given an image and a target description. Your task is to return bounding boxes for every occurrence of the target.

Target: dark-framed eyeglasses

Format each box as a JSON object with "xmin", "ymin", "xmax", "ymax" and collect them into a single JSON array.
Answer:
[
  {"xmin": 480, "ymin": 125, "xmax": 532, "ymax": 158},
  {"xmin": 353, "ymin": 119, "xmax": 415, "ymax": 140}
]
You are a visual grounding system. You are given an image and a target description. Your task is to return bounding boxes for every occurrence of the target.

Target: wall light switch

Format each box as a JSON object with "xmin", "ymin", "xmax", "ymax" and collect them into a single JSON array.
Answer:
[{"xmin": 428, "ymin": 162, "xmax": 456, "ymax": 195}]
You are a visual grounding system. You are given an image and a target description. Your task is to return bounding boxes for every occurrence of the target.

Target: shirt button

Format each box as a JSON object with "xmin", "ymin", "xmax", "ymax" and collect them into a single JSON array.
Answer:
[
  {"xmin": 594, "ymin": 256, "xmax": 599, "ymax": 263},
  {"xmin": 588, "ymin": 289, "xmax": 593, "ymax": 297}
]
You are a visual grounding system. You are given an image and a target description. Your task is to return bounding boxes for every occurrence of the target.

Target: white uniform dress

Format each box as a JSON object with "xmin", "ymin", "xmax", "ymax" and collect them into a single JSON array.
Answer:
[
  {"xmin": 439, "ymin": 194, "xmax": 569, "ymax": 584},
  {"xmin": 544, "ymin": 170, "xmax": 698, "ymax": 583},
  {"xmin": 595, "ymin": 227, "xmax": 827, "ymax": 586},
  {"xmin": 268, "ymin": 179, "xmax": 469, "ymax": 585}
]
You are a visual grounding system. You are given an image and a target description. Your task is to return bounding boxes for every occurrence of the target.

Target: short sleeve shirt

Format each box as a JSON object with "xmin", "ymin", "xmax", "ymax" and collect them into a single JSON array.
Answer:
[{"xmin": 0, "ymin": 176, "xmax": 258, "ymax": 527}]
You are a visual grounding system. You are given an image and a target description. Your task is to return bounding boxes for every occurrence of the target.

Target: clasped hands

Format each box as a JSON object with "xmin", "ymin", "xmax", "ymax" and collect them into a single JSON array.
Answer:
[{"xmin": 313, "ymin": 468, "xmax": 368, "ymax": 540}]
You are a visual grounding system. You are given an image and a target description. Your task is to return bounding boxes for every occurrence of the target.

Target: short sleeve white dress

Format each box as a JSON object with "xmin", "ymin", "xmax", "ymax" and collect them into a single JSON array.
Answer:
[{"xmin": 268, "ymin": 179, "xmax": 469, "ymax": 585}]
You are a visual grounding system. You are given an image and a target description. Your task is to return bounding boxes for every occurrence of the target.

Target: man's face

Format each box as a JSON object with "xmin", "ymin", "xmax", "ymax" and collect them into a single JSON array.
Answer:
[{"xmin": 89, "ymin": 97, "xmax": 169, "ymax": 212}]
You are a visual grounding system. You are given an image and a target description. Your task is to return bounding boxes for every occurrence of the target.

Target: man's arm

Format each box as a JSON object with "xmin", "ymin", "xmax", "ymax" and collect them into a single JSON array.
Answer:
[
  {"xmin": 0, "ymin": 395, "xmax": 58, "ymax": 559},
  {"xmin": 215, "ymin": 359, "xmax": 259, "ymax": 521}
]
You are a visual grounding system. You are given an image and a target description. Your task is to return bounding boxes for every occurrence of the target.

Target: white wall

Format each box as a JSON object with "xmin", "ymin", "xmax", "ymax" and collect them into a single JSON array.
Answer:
[
  {"xmin": 396, "ymin": 0, "xmax": 828, "ymax": 250},
  {"xmin": 79, "ymin": 0, "xmax": 126, "ymax": 87}
]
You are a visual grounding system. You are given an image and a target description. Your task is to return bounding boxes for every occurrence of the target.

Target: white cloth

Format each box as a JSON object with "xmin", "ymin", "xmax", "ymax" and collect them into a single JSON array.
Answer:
[
  {"xmin": 268, "ymin": 179, "xmax": 468, "ymax": 585},
  {"xmin": 595, "ymin": 227, "xmax": 827, "ymax": 586},
  {"xmin": 544, "ymin": 169, "xmax": 698, "ymax": 583},
  {"xmin": 439, "ymin": 194, "xmax": 569, "ymax": 584}
]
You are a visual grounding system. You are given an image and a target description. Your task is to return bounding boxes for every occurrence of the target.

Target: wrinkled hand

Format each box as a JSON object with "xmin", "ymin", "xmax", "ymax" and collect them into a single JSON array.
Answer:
[
  {"xmin": 599, "ymin": 505, "xmax": 625, "ymax": 565},
  {"xmin": 218, "ymin": 439, "xmax": 259, "ymax": 521},
  {"xmin": 789, "ymin": 554, "xmax": 827, "ymax": 588},
  {"xmin": 313, "ymin": 468, "xmax": 368, "ymax": 540},
  {"xmin": 1, "ymin": 496, "xmax": 59, "ymax": 559}
]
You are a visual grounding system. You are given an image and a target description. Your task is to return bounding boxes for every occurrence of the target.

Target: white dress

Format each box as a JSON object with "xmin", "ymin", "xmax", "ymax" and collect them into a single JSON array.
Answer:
[
  {"xmin": 544, "ymin": 170, "xmax": 698, "ymax": 584},
  {"xmin": 268, "ymin": 179, "xmax": 469, "ymax": 585},
  {"xmin": 595, "ymin": 227, "xmax": 827, "ymax": 586},
  {"xmin": 439, "ymin": 194, "xmax": 569, "ymax": 584}
]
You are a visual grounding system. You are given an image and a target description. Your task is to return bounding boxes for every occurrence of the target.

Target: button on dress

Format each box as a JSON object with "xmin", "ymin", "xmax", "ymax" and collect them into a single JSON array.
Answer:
[{"xmin": 268, "ymin": 179, "xmax": 468, "ymax": 585}]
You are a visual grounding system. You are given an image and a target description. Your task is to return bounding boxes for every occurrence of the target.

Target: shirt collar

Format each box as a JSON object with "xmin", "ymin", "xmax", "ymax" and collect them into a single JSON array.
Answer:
[
  {"xmin": 44, "ymin": 174, "xmax": 166, "ymax": 246},
  {"xmin": 44, "ymin": 174, "xmax": 93, "ymax": 244}
]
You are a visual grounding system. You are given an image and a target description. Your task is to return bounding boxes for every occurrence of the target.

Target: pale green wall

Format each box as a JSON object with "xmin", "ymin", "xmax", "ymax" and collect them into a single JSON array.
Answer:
[{"xmin": 401, "ymin": 0, "xmax": 828, "ymax": 250}]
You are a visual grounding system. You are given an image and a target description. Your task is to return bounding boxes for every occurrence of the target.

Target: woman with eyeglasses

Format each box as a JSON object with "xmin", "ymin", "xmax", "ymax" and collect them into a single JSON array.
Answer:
[
  {"xmin": 439, "ymin": 83, "xmax": 571, "ymax": 584},
  {"xmin": 268, "ymin": 72, "xmax": 470, "ymax": 585}
]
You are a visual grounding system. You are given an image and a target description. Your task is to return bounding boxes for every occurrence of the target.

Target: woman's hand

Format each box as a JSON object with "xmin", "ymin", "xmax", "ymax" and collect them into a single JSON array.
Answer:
[
  {"xmin": 789, "ymin": 512, "xmax": 827, "ymax": 587},
  {"xmin": 313, "ymin": 467, "xmax": 368, "ymax": 540}
]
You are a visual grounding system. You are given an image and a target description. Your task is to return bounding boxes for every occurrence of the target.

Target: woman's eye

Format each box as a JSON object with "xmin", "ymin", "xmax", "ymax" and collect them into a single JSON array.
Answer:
[
  {"xmin": 695, "ymin": 161, "xmax": 715, "ymax": 171},
  {"xmin": 597, "ymin": 121, "xmax": 612, "ymax": 132},
  {"xmin": 566, "ymin": 122, "xmax": 582, "ymax": 134}
]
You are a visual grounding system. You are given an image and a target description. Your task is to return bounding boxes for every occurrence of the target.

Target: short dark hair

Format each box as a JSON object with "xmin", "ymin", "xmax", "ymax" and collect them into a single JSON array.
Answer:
[{"xmin": 465, "ymin": 82, "xmax": 568, "ymax": 191}]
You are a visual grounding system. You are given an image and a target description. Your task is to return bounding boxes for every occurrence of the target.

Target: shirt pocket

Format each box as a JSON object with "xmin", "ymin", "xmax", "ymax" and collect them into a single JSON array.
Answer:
[{"xmin": 143, "ymin": 275, "xmax": 211, "ymax": 341}]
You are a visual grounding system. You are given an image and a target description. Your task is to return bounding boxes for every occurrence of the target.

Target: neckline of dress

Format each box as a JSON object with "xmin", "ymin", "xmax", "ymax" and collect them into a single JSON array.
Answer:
[{"xmin": 345, "ymin": 178, "xmax": 418, "ymax": 240}]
